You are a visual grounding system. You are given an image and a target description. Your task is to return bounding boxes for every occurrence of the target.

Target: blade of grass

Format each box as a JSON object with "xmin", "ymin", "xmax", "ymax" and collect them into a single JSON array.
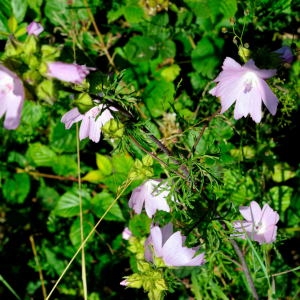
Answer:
[{"xmin": 0, "ymin": 274, "xmax": 21, "ymax": 300}]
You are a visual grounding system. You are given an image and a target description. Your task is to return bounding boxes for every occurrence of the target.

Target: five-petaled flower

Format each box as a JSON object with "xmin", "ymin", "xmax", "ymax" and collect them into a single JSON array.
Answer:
[
  {"xmin": 0, "ymin": 65, "xmax": 25, "ymax": 130},
  {"xmin": 128, "ymin": 179, "xmax": 172, "ymax": 218},
  {"xmin": 27, "ymin": 21, "xmax": 44, "ymax": 36},
  {"xmin": 209, "ymin": 57, "xmax": 279, "ymax": 123},
  {"xmin": 145, "ymin": 223, "xmax": 205, "ymax": 267},
  {"xmin": 233, "ymin": 201, "xmax": 279, "ymax": 244},
  {"xmin": 47, "ymin": 62, "xmax": 95, "ymax": 84},
  {"xmin": 61, "ymin": 103, "xmax": 116, "ymax": 143}
]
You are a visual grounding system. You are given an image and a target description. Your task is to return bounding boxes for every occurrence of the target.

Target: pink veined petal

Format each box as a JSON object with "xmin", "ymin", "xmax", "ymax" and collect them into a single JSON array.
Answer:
[
  {"xmin": 160, "ymin": 223, "xmax": 174, "ymax": 244},
  {"xmin": 256, "ymin": 79, "xmax": 279, "ymax": 115},
  {"xmin": 162, "ymin": 232, "xmax": 204, "ymax": 267},
  {"xmin": 144, "ymin": 193, "xmax": 170, "ymax": 218},
  {"xmin": 261, "ymin": 225, "xmax": 277, "ymax": 243},
  {"xmin": 89, "ymin": 116, "xmax": 101, "ymax": 143},
  {"xmin": 251, "ymin": 232, "xmax": 266, "ymax": 244},
  {"xmin": 3, "ymin": 94, "xmax": 23, "ymax": 129},
  {"xmin": 233, "ymin": 83, "xmax": 263, "ymax": 122},
  {"xmin": 239, "ymin": 201, "xmax": 262, "ymax": 223},
  {"xmin": 161, "ymin": 231, "xmax": 184, "ymax": 266},
  {"xmin": 128, "ymin": 187, "xmax": 145, "ymax": 214},
  {"xmin": 184, "ymin": 252, "xmax": 205, "ymax": 266},
  {"xmin": 215, "ymin": 73, "xmax": 245, "ymax": 113},
  {"xmin": 222, "ymin": 57, "xmax": 243, "ymax": 71},
  {"xmin": 150, "ymin": 226, "xmax": 163, "ymax": 257},
  {"xmin": 260, "ymin": 204, "xmax": 279, "ymax": 227},
  {"xmin": 244, "ymin": 60, "xmax": 276, "ymax": 79},
  {"xmin": 61, "ymin": 107, "xmax": 83, "ymax": 129},
  {"xmin": 79, "ymin": 115, "xmax": 90, "ymax": 140}
]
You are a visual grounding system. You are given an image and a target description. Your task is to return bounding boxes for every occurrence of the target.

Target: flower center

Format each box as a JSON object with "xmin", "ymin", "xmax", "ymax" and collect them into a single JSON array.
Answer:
[
  {"xmin": 243, "ymin": 72, "xmax": 257, "ymax": 93},
  {"xmin": 254, "ymin": 221, "xmax": 265, "ymax": 234}
]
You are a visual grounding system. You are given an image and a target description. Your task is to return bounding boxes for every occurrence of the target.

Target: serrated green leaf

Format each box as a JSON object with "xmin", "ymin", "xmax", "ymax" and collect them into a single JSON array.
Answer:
[
  {"xmin": 269, "ymin": 186, "xmax": 292, "ymax": 214},
  {"xmin": 272, "ymin": 163, "xmax": 296, "ymax": 183},
  {"xmin": 26, "ymin": 143, "xmax": 57, "ymax": 167},
  {"xmin": 2, "ymin": 173, "xmax": 30, "ymax": 204},
  {"xmin": 96, "ymin": 154, "xmax": 112, "ymax": 176},
  {"xmin": 123, "ymin": 5, "xmax": 145, "ymax": 23},
  {"xmin": 191, "ymin": 36, "xmax": 224, "ymax": 78},
  {"xmin": 91, "ymin": 191, "xmax": 124, "ymax": 221},
  {"xmin": 124, "ymin": 36, "xmax": 157, "ymax": 64},
  {"xmin": 160, "ymin": 64, "xmax": 181, "ymax": 82},
  {"xmin": 11, "ymin": 0, "xmax": 27, "ymax": 22},
  {"xmin": 82, "ymin": 170, "xmax": 105, "ymax": 183},
  {"xmin": 54, "ymin": 190, "xmax": 90, "ymax": 218},
  {"xmin": 50, "ymin": 122, "xmax": 77, "ymax": 154},
  {"xmin": 52, "ymin": 155, "xmax": 78, "ymax": 176},
  {"xmin": 144, "ymin": 80, "xmax": 175, "ymax": 117}
]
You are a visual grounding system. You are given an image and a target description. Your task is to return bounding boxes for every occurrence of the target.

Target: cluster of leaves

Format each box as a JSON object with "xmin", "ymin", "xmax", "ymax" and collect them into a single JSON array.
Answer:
[{"xmin": 0, "ymin": 0, "xmax": 299, "ymax": 299}]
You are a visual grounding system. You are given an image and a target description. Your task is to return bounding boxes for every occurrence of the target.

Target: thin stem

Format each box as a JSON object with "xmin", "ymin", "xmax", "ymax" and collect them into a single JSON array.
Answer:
[
  {"xmin": 83, "ymin": 0, "xmax": 116, "ymax": 70},
  {"xmin": 76, "ymin": 124, "xmax": 88, "ymax": 300},
  {"xmin": 29, "ymin": 235, "xmax": 47, "ymax": 299},
  {"xmin": 45, "ymin": 178, "xmax": 132, "ymax": 300},
  {"xmin": 16, "ymin": 169, "xmax": 78, "ymax": 182},
  {"xmin": 230, "ymin": 239, "xmax": 259, "ymax": 300},
  {"xmin": 0, "ymin": 274, "xmax": 21, "ymax": 300}
]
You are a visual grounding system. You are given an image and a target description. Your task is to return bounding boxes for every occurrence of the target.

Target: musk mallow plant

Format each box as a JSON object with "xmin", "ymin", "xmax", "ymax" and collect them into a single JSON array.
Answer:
[
  {"xmin": 233, "ymin": 201, "xmax": 279, "ymax": 244},
  {"xmin": 61, "ymin": 101, "xmax": 117, "ymax": 143},
  {"xmin": 0, "ymin": 2, "xmax": 298, "ymax": 299},
  {"xmin": 209, "ymin": 57, "xmax": 279, "ymax": 123}
]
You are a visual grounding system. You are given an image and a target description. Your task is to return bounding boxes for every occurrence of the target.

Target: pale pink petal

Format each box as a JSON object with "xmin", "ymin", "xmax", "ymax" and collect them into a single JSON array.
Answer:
[
  {"xmin": 0, "ymin": 65, "xmax": 25, "ymax": 129},
  {"xmin": 27, "ymin": 21, "xmax": 44, "ymax": 36},
  {"xmin": 222, "ymin": 57, "xmax": 243, "ymax": 71},
  {"xmin": 260, "ymin": 204, "xmax": 280, "ymax": 226},
  {"xmin": 3, "ymin": 94, "xmax": 23, "ymax": 129},
  {"xmin": 79, "ymin": 116, "xmax": 90, "ymax": 140},
  {"xmin": 256, "ymin": 80, "xmax": 278, "ymax": 115},
  {"xmin": 47, "ymin": 62, "xmax": 95, "ymax": 84},
  {"xmin": 150, "ymin": 226, "xmax": 163, "ymax": 257},
  {"xmin": 239, "ymin": 201, "xmax": 262, "ymax": 223},
  {"xmin": 128, "ymin": 186, "xmax": 146, "ymax": 214},
  {"xmin": 61, "ymin": 107, "xmax": 83, "ymax": 129}
]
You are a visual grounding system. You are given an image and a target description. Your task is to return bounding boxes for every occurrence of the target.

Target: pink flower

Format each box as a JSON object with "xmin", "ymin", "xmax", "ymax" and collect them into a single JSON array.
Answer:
[
  {"xmin": 61, "ymin": 103, "xmax": 116, "ymax": 142},
  {"xmin": 233, "ymin": 201, "xmax": 279, "ymax": 244},
  {"xmin": 120, "ymin": 279, "xmax": 128, "ymax": 286},
  {"xmin": 145, "ymin": 223, "xmax": 205, "ymax": 267},
  {"xmin": 47, "ymin": 62, "xmax": 95, "ymax": 84},
  {"xmin": 274, "ymin": 46, "xmax": 294, "ymax": 64},
  {"xmin": 0, "ymin": 65, "xmax": 25, "ymax": 130},
  {"xmin": 128, "ymin": 180, "xmax": 171, "ymax": 218},
  {"xmin": 122, "ymin": 227, "xmax": 132, "ymax": 240},
  {"xmin": 26, "ymin": 21, "xmax": 44, "ymax": 36},
  {"xmin": 209, "ymin": 57, "xmax": 279, "ymax": 123}
]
